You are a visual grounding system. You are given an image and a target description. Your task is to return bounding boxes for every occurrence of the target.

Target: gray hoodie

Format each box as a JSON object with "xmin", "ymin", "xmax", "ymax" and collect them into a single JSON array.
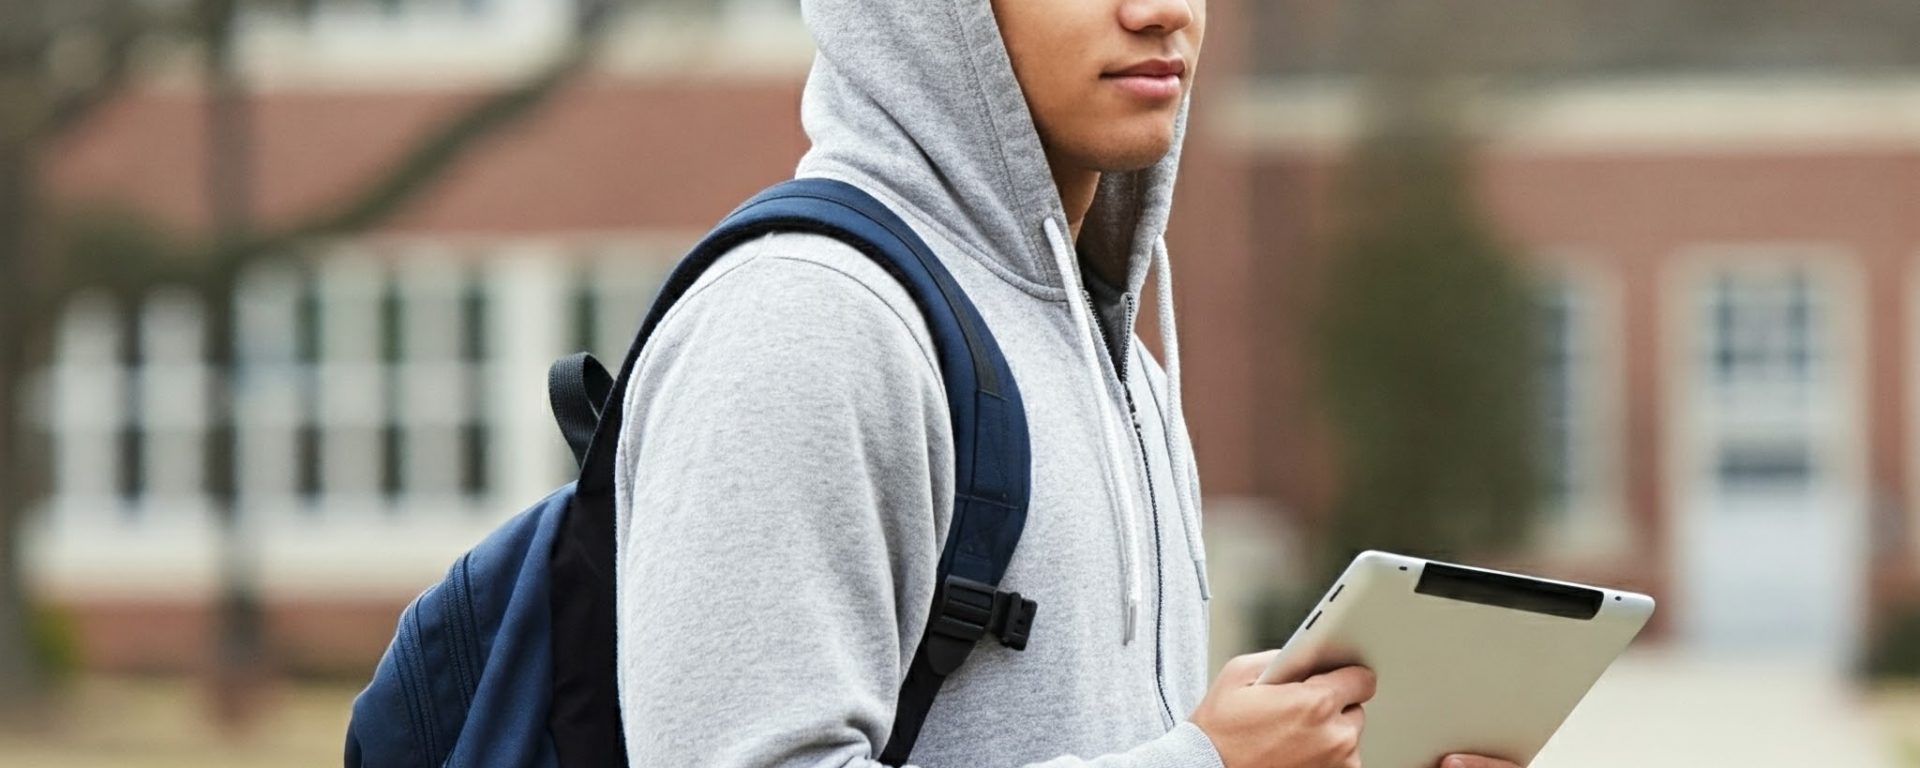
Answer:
[{"xmin": 611, "ymin": 0, "xmax": 1217, "ymax": 765}]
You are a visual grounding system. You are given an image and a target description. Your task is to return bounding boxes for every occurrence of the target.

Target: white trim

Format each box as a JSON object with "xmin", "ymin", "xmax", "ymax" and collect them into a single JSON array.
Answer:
[
  {"xmin": 1224, "ymin": 76, "xmax": 1920, "ymax": 154},
  {"xmin": 234, "ymin": 2, "xmax": 813, "ymax": 90},
  {"xmin": 486, "ymin": 240, "xmax": 575, "ymax": 508},
  {"xmin": 27, "ymin": 498, "xmax": 514, "ymax": 601},
  {"xmin": 239, "ymin": 0, "xmax": 569, "ymax": 86}
]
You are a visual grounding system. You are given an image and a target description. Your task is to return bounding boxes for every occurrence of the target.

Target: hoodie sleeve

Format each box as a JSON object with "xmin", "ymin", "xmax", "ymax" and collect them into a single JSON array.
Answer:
[{"xmin": 613, "ymin": 234, "xmax": 1225, "ymax": 768}]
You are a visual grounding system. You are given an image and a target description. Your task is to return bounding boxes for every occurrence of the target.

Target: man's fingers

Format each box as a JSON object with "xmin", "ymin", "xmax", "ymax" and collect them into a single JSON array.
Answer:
[
  {"xmin": 1439, "ymin": 755, "xmax": 1521, "ymax": 768},
  {"xmin": 1306, "ymin": 665, "xmax": 1378, "ymax": 708},
  {"xmin": 1224, "ymin": 649, "xmax": 1282, "ymax": 685},
  {"xmin": 1245, "ymin": 649, "xmax": 1327, "ymax": 686},
  {"xmin": 1338, "ymin": 702, "xmax": 1365, "ymax": 732},
  {"xmin": 1339, "ymin": 705, "xmax": 1366, "ymax": 767}
]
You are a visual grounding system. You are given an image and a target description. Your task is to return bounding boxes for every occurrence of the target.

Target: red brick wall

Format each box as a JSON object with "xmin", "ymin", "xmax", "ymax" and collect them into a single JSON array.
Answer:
[
  {"xmin": 1243, "ymin": 144, "xmax": 1920, "ymax": 630},
  {"xmin": 48, "ymin": 77, "xmax": 813, "ymax": 237},
  {"xmin": 63, "ymin": 598, "xmax": 409, "ymax": 678}
]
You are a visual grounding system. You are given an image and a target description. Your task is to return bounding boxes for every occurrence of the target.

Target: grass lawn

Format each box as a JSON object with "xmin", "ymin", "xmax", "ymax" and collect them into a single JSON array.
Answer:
[{"xmin": 0, "ymin": 676, "xmax": 358, "ymax": 768}]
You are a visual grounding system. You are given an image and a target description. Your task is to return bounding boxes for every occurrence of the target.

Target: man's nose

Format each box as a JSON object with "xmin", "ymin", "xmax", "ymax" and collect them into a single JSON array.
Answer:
[{"xmin": 1119, "ymin": 0, "xmax": 1195, "ymax": 35}]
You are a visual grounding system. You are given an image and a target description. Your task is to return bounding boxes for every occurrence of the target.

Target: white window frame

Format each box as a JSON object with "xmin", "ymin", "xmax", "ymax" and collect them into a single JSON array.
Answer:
[
  {"xmin": 240, "ymin": 0, "xmax": 812, "ymax": 86},
  {"xmin": 1533, "ymin": 257, "xmax": 1627, "ymax": 560},
  {"xmin": 239, "ymin": 0, "xmax": 572, "ymax": 85}
]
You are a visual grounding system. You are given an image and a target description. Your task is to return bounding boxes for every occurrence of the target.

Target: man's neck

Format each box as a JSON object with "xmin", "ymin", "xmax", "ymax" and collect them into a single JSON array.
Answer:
[{"xmin": 1051, "ymin": 156, "xmax": 1127, "ymax": 289}]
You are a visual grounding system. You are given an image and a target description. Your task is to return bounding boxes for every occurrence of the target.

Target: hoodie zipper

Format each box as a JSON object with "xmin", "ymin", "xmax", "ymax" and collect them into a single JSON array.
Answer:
[{"xmin": 1083, "ymin": 289, "xmax": 1178, "ymax": 729}]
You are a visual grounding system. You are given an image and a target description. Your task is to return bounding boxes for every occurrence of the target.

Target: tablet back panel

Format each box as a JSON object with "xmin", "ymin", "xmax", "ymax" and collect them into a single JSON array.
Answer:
[{"xmin": 1274, "ymin": 551, "xmax": 1653, "ymax": 768}]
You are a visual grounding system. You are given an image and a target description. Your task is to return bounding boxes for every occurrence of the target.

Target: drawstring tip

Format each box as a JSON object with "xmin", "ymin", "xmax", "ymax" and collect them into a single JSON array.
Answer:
[
  {"xmin": 1123, "ymin": 601, "xmax": 1138, "ymax": 644},
  {"xmin": 1193, "ymin": 558, "xmax": 1212, "ymax": 602}
]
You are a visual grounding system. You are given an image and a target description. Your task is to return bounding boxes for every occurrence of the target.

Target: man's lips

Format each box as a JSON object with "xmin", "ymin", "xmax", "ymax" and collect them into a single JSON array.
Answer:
[
  {"xmin": 1102, "ymin": 58, "xmax": 1186, "ymax": 101},
  {"xmin": 1103, "ymin": 58, "xmax": 1186, "ymax": 78}
]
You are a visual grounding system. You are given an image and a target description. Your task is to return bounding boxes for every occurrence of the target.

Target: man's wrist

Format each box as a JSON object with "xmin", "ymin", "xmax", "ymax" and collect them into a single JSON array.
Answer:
[{"xmin": 1156, "ymin": 720, "xmax": 1226, "ymax": 768}]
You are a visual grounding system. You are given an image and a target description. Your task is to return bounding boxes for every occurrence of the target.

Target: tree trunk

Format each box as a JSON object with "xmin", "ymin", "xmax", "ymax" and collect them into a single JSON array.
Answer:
[
  {"xmin": 0, "ymin": 128, "xmax": 50, "ymax": 716},
  {"xmin": 199, "ymin": 0, "xmax": 266, "ymax": 729}
]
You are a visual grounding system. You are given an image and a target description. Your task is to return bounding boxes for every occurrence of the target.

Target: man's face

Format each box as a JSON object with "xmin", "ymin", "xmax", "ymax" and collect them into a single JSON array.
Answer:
[{"xmin": 992, "ymin": 0, "xmax": 1206, "ymax": 174}]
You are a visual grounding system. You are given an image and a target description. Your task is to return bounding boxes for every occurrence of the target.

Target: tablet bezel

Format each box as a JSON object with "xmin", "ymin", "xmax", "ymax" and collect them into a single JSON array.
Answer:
[{"xmin": 1253, "ymin": 550, "xmax": 1655, "ymax": 767}]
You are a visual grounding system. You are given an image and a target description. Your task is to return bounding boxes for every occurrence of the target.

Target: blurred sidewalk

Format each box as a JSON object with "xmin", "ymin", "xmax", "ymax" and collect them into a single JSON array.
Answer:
[
  {"xmin": 0, "ymin": 654, "xmax": 1911, "ymax": 767},
  {"xmin": 1537, "ymin": 651, "xmax": 1905, "ymax": 768}
]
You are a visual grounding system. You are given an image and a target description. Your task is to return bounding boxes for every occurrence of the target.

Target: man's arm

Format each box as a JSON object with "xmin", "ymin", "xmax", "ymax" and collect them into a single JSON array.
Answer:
[{"xmin": 612, "ymin": 238, "xmax": 1223, "ymax": 768}]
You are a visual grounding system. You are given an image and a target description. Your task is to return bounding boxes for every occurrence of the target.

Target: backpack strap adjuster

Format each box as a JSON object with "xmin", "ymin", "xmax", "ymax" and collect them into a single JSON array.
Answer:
[{"xmin": 926, "ymin": 575, "xmax": 1037, "ymax": 675}]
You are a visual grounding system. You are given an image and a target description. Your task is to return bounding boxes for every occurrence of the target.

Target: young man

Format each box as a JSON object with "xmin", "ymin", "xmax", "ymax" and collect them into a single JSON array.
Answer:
[{"xmin": 613, "ymin": 1, "xmax": 1522, "ymax": 766}]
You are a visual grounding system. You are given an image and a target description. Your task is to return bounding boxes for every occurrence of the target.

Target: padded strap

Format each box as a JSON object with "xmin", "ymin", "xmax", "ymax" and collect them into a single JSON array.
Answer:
[
  {"xmin": 548, "ymin": 178, "xmax": 1032, "ymax": 768},
  {"xmin": 547, "ymin": 352, "xmax": 614, "ymax": 468}
]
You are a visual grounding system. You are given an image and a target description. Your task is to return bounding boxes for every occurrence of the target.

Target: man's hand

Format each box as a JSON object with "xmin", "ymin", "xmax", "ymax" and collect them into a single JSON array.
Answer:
[
  {"xmin": 1189, "ymin": 650, "xmax": 1376, "ymax": 768},
  {"xmin": 1439, "ymin": 755, "xmax": 1522, "ymax": 768}
]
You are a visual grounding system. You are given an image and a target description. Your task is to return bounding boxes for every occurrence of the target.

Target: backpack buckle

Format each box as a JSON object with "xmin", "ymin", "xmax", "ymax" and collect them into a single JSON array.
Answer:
[{"xmin": 925, "ymin": 576, "xmax": 1038, "ymax": 674}]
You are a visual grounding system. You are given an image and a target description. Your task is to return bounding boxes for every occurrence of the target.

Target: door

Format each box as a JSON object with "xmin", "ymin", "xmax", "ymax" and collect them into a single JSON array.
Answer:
[{"xmin": 1674, "ymin": 257, "xmax": 1863, "ymax": 664}]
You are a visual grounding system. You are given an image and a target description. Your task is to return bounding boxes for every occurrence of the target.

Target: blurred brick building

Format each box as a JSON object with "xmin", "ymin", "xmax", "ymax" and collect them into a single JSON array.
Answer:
[{"xmin": 31, "ymin": 0, "xmax": 1920, "ymax": 676}]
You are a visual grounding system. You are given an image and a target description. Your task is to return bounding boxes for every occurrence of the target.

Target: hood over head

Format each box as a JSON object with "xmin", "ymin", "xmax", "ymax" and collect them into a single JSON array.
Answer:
[
  {"xmin": 794, "ymin": 0, "xmax": 1191, "ymax": 300},
  {"xmin": 793, "ymin": 0, "xmax": 1208, "ymax": 643}
]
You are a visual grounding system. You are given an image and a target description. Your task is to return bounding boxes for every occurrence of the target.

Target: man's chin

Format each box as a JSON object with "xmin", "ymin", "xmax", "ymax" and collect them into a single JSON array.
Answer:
[
  {"xmin": 1089, "ymin": 124, "xmax": 1178, "ymax": 172},
  {"xmin": 1097, "ymin": 144, "xmax": 1175, "ymax": 173}
]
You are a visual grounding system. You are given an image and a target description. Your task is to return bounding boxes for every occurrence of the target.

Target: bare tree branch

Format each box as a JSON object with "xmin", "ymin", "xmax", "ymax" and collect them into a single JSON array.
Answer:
[
  {"xmin": 42, "ymin": 1, "xmax": 151, "ymax": 135},
  {"xmin": 273, "ymin": 45, "xmax": 597, "ymax": 248},
  {"xmin": 2, "ymin": 0, "xmax": 632, "ymax": 709},
  {"xmin": 220, "ymin": 8, "xmax": 616, "ymax": 270}
]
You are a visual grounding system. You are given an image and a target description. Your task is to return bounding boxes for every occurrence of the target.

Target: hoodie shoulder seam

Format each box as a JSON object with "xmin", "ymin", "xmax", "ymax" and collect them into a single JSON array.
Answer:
[{"xmin": 639, "ymin": 234, "xmax": 944, "ymax": 386}]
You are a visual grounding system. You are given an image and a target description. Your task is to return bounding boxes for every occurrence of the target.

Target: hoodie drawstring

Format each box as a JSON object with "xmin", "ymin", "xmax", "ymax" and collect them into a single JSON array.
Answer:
[
  {"xmin": 1151, "ymin": 239, "xmax": 1211, "ymax": 602},
  {"xmin": 1043, "ymin": 217, "xmax": 1145, "ymax": 644}
]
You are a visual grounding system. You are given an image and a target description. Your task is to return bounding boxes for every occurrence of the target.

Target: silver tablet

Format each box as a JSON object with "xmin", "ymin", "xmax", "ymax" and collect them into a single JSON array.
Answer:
[{"xmin": 1255, "ymin": 550, "xmax": 1655, "ymax": 768}]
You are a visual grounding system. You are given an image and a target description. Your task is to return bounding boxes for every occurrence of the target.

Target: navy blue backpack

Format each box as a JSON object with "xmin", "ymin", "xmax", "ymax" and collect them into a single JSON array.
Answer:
[{"xmin": 345, "ymin": 179, "xmax": 1037, "ymax": 767}]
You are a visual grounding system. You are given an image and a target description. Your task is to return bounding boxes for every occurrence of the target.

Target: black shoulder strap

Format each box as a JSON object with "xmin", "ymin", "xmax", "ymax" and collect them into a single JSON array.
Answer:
[
  {"xmin": 545, "ymin": 178, "xmax": 1034, "ymax": 767},
  {"xmin": 548, "ymin": 352, "xmax": 613, "ymax": 468}
]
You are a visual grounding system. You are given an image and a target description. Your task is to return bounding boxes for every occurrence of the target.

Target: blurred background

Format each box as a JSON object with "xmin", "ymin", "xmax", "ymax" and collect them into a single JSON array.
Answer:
[{"xmin": 0, "ymin": 0, "xmax": 1917, "ymax": 765}]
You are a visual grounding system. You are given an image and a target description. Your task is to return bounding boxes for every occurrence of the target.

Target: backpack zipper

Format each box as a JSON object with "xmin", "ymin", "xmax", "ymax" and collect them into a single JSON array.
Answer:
[
  {"xmin": 398, "ymin": 595, "xmax": 442, "ymax": 761},
  {"xmin": 447, "ymin": 554, "xmax": 481, "ymax": 712}
]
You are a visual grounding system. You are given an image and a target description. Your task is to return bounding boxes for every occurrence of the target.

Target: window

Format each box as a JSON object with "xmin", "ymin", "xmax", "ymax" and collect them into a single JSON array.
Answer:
[
  {"xmin": 1698, "ymin": 263, "xmax": 1833, "ymax": 498},
  {"xmin": 1534, "ymin": 267, "xmax": 1624, "ymax": 554},
  {"xmin": 42, "ymin": 239, "xmax": 674, "ymax": 533},
  {"xmin": 48, "ymin": 293, "xmax": 129, "ymax": 513},
  {"xmin": 45, "ymin": 288, "xmax": 216, "ymax": 521},
  {"xmin": 134, "ymin": 290, "xmax": 211, "ymax": 515},
  {"xmin": 1708, "ymin": 268, "xmax": 1818, "ymax": 396},
  {"xmin": 1715, "ymin": 440, "xmax": 1813, "ymax": 492},
  {"xmin": 1538, "ymin": 275, "xmax": 1598, "ymax": 519},
  {"xmin": 282, "ymin": 252, "xmax": 503, "ymax": 511},
  {"xmin": 389, "ymin": 256, "xmax": 493, "ymax": 504},
  {"xmin": 234, "ymin": 266, "xmax": 307, "ymax": 507},
  {"xmin": 313, "ymin": 256, "xmax": 388, "ymax": 507},
  {"xmin": 1539, "ymin": 279, "xmax": 1577, "ymax": 508},
  {"xmin": 569, "ymin": 251, "xmax": 666, "ymax": 366}
]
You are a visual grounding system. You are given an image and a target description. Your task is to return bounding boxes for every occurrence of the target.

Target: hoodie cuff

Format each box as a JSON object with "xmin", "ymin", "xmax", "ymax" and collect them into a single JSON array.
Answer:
[{"xmin": 1138, "ymin": 721, "xmax": 1225, "ymax": 768}]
